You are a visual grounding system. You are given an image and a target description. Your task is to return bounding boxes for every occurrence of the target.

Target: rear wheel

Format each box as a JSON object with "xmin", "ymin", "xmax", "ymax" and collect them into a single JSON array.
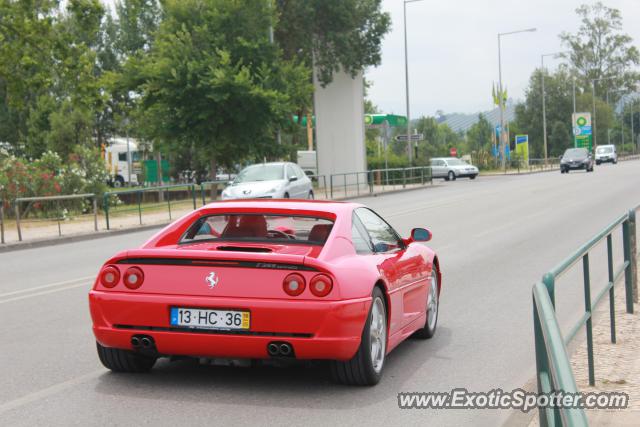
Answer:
[
  {"xmin": 308, "ymin": 190, "xmax": 314, "ymax": 200},
  {"xmin": 96, "ymin": 342, "xmax": 156, "ymax": 373},
  {"xmin": 283, "ymin": 192, "xmax": 290, "ymax": 199},
  {"xmin": 413, "ymin": 265, "xmax": 440, "ymax": 339},
  {"xmin": 469, "ymin": 175, "xmax": 477, "ymax": 180},
  {"xmin": 330, "ymin": 287, "xmax": 386, "ymax": 386}
]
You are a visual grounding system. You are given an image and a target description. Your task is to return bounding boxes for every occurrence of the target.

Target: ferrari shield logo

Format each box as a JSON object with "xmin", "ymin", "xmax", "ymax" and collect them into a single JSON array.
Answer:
[{"xmin": 206, "ymin": 272, "xmax": 219, "ymax": 289}]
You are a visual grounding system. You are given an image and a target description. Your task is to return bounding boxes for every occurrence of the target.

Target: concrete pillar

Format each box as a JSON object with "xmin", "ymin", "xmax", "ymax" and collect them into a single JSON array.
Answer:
[{"xmin": 313, "ymin": 69, "xmax": 367, "ymax": 183}]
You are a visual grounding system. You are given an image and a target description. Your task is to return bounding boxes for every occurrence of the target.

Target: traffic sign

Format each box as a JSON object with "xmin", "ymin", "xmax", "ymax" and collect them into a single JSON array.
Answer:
[
  {"xmin": 395, "ymin": 133, "xmax": 424, "ymax": 142},
  {"xmin": 450, "ymin": 147, "xmax": 457, "ymax": 157}
]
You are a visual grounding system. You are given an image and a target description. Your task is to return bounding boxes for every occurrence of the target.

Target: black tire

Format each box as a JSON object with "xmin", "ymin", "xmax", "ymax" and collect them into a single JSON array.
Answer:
[
  {"xmin": 330, "ymin": 287, "xmax": 387, "ymax": 386},
  {"xmin": 283, "ymin": 192, "xmax": 290, "ymax": 199},
  {"xmin": 596, "ymin": 161, "xmax": 601, "ymax": 166},
  {"xmin": 413, "ymin": 265, "xmax": 440, "ymax": 339},
  {"xmin": 96, "ymin": 342, "xmax": 156, "ymax": 373},
  {"xmin": 308, "ymin": 191, "xmax": 314, "ymax": 200},
  {"xmin": 469, "ymin": 175, "xmax": 477, "ymax": 180},
  {"xmin": 113, "ymin": 176, "xmax": 125, "ymax": 188},
  {"xmin": 447, "ymin": 171, "xmax": 456, "ymax": 181}
]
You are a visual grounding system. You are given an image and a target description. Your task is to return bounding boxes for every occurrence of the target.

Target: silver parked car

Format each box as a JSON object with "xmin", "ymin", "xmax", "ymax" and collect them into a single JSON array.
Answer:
[
  {"xmin": 430, "ymin": 157, "xmax": 479, "ymax": 181},
  {"xmin": 221, "ymin": 162, "xmax": 314, "ymax": 200}
]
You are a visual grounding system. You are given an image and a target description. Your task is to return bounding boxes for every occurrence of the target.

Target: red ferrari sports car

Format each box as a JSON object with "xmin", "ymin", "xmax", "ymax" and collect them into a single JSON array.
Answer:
[{"xmin": 89, "ymin": 200, "xmax": 441, "ymax": 385}]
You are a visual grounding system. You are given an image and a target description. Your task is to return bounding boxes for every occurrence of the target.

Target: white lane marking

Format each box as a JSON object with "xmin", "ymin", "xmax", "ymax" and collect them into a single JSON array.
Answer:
[
  {"xmin": 0, "ymin": 369, "xmax": 104, "ymax": 415},
  {"xmin": 0, "ymin": 276, "xmax": 94, "ymax": 298},
  {"xmin": 0, "ymin": 282, "xmax": 90, "ymax": 304}
]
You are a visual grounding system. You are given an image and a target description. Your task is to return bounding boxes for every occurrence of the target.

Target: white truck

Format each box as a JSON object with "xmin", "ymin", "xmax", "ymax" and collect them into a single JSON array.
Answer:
[
  {"xmin": 296, "ymin": 150, "xmax": 317, "ymax": 177},
  {"xmin": 103, "ymin": 137, "xmax": 141, "ymax": 187}
]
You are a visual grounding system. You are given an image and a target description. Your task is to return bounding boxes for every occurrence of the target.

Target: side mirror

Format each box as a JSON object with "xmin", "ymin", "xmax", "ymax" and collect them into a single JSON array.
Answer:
[
  {"xmin": 289, "ymin": 175, "xmax": 298, "ymax": 182},
  {"xmin": 410, "ymin": 227, "xmax": 432, "ymax": 242}
]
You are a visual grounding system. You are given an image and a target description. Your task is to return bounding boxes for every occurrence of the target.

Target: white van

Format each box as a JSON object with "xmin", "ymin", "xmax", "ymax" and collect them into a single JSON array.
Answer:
[
  {"xmin": 103, "ymin": 138, "xmax": 141, "ymax": 187},
  {"xmin": 595, "ymin": 145, "xmax": 617, "ymax": 165}
]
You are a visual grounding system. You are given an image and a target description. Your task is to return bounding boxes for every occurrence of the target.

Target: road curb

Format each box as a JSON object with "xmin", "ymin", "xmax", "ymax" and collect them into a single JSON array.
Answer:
[{"xmin": 0, "ymin": 223, "xmax": 166, "ymax": 253}]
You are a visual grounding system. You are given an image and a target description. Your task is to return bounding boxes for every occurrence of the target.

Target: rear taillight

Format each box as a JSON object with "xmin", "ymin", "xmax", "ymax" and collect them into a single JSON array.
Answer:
[
  {"xmin": 310, "ymin": 274, "xmax": 333, "ymax": 297},
  {"xmin": 123, "ymin": 267, "xmax": 144, "ymax": 289},
  {"xmin": 100, "ymin": 266, "xmax": 120, "ymax": 288},
  {"xmin": 283, "ymin": 273, "xmax": 305, "ymax": 296}
]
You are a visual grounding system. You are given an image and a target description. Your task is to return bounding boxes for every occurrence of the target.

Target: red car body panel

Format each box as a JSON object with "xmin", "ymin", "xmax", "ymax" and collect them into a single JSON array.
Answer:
[{"xmin": 89, "ymin": 200, "xmax": 440, "ymax": 361}]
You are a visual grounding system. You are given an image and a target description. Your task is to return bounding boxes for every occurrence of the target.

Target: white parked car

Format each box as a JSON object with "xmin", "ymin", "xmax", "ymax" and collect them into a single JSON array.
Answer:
[
  {"xmin": 221, "ymin": 162, "xmax": 314, "ymax": 200},
  {"xmin": 595, "ymin": 145, "xmax": 617, "ymax": 165},
  {"xmin": 430, "ymin": 157, "xmax": 479, "ymax": 181}
]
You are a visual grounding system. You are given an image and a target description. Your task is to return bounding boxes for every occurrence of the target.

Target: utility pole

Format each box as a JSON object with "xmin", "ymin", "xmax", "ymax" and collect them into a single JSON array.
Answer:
[
  {"xmin": 403, "ymin": 0, "xmax": 426, "ymax": 166},
  {"xmin": 497, "ymin": 28, "xmax": 537, "ymax": 169}
]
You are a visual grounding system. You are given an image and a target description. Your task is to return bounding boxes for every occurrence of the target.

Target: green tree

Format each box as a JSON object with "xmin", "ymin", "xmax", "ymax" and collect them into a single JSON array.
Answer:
[
  {"xmin": 466, "ymin": 114, "xmax": 493, "ymax": 152},
  {"xmin": 131, "ymin": 0, "xmax": 312, "ymax": 176},
  {"xmin": 560, "ymin": 2, "xmax": 640, "ymax": 96}
]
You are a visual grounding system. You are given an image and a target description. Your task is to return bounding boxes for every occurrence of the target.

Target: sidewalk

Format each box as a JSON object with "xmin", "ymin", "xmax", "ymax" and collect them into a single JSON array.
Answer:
[{"xmin": 569, "ymin": 264, "xmax": 640, "ymax": 425}]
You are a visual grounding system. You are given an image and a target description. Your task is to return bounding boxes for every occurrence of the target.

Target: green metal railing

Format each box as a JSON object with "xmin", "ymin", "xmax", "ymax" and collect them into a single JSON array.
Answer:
[
  {"xmin": 104, "ymin": 184, "xmax": 197, "ymax": 230},
  {"xmin": 532, "ymin": 206, "xmax": 638, "ymax": 426},
  {"xmin": 329, "ymin": 166, "xmax": 432, "ymax": 199}
]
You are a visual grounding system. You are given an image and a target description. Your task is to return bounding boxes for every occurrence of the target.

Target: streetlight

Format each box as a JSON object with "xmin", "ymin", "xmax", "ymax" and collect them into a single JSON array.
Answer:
[
  {"xmin": 403, "ymin": 0, "xmax": 426, "ymax": 165},
  {"xmin": 591, "ymin": 76, "xmax": 618, "ymax": 148},
  {"xmin": 497, "ymin": 27, "xmax": 537, "ymax": 169},
  {"xmin": 541, "ymin": 51, "xmax": 568, "ymax": 165}
]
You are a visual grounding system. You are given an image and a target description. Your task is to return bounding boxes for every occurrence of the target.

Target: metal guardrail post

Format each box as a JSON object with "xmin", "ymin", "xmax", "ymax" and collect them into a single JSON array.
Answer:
[
  {"xmin": 0, "ymin": 203, "xmax": 4, "ymax": 244},
  {"xmin": 628, "ymin": 209, "xmax": 638, "ymax": 303},
  {"xmin": 343, "ymin": 175, "xmax": 347, "ymax": 198},
  {"xmin": 542, "ymin": 273, "xmax": 556, "ymax": 307},
  {"xmin": 92, "ymin": 196, "xmax": 98, "ymax": 232},
  {"xmin": 402, "ymin": 168, "xmax": 406, "ymax": 188},
  {"xmin": 330, "ymin": 175, "xmax": 334, "ymax": 199},
  {"xmin": 369, "ymin": 171, "xmax": 374, "ymax": 194},
  {"xmin": 532, "ymin": 298, "xmax": 552, "ymax": 427},
  {"xmin": 606, "ymin": 234, "xmax": 616, "ymax": 343},
  {"xmin": 582, "ymin": 253, "xmax": 595, "ymax": 386},
  {"xmin": 167, "ymin": 187, "xmax": 172, "ymax": 220},
  {"xmin": 15, "ymin": 201, "xmax": 22, "ymax": 242},
  {"xmin": 622, "ymin": 216, "xmax": 634, "ymax": 313},
  {"xmin": 191, "ymin": 184, "xmax": 197, "ymax": 209},
  {"xmin": 201, "ymin": 183, "xmax": 206, "ymax": 206},
  {"xmin": 356, "ymin": 173, "xmax": 360, "ymax": 196},
  {"xmin": 137, "ymin": 191, "xmax": 142, "ymax": 226},
  {"xmin": 104, "ymin": 193, "xmax": 110, "ymax": 230},
  {"xmin": 56, "ymin": 200, "xmax": 62, "ymax": 236},
  {"xmin": 420, "ymin": 167, "xmax": 424, "ymax": 185}
]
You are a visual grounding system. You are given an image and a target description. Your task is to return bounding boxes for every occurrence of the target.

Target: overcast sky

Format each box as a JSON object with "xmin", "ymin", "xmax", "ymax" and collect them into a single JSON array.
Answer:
[{"xmin": 364, "ymin": 0, "xmax": 640, "ymax": 118}]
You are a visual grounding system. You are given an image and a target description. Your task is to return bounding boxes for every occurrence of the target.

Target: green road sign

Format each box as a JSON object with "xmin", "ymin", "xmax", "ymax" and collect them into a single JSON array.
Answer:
[{"xmin": 572, "ymin": 112, "xmax": 592, "ymax": 151}]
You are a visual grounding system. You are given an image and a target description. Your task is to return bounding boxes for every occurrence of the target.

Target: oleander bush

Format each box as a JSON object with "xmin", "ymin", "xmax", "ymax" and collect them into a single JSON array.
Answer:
[{"xmin": 0, "ymin": 145, "xmax": 108, "ymax": 218}]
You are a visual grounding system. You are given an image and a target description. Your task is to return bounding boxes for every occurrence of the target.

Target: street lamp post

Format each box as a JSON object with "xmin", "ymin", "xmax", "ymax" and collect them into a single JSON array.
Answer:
[
  {"xmin": 541, "ymin": 51, "xmax": 567, "ymax": 165},
  {"xmin": 591, "ymin": 76, "xmax": 618, "ymax": 149},
  {"xmin": 572, "ymin": 76, "xmax": 577, "ymax": 114},
  {"xmin": 497, "ymin": 28, "xmax": 536, "ymax": 169},
  {"xmin": 403, "ymin": 0, "xmax": 425, "ymax": 165}
]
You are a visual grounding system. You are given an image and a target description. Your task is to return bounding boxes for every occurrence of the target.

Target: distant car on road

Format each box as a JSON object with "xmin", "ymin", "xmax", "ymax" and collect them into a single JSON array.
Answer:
[
  {"xmin": 89, "ymin": 200, "xmax": 442, "ymax": 385},
  {"xmin": 560, "ymin": 148, "xmax": 594, "ymax": 173},
  {"xmin": 595, "ymin": 145, "xmax": 617, "ymax": 165},
  {"xmin": 430, "ymin": 157, "xmax": 479, "ymax": 181},
  {"xmin": 221, "ymin": 162, "xmax": 313, "ymax": 200}
]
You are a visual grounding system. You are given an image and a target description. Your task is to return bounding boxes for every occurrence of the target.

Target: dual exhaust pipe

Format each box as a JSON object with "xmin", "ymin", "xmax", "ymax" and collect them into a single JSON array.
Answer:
[
  {"xmin": 131, "ymin": 335, "xmax": 155, "ymax": 351},
  {"xmin": 267, "ymin": 342, "xmax": 293, "ymax": 357}
]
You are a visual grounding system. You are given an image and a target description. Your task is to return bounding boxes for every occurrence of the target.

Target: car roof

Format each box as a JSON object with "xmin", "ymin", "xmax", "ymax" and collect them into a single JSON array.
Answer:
[
  {"xmin": 431, "ymin": 157, "xmax": 458, "ymax": 161},
  {"xmin": 201, "ymin": 199, "xmax": 362, "ymax": 216},
  {"xmin": 242, "ymin": 162, "xmax": 290, "ymax": 167}
]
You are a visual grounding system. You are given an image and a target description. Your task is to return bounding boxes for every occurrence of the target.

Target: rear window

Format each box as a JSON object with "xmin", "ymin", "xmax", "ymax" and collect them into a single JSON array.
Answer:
[{"xmin": 181, "ymin": 214, "xmax": 334, "ymax": 245}]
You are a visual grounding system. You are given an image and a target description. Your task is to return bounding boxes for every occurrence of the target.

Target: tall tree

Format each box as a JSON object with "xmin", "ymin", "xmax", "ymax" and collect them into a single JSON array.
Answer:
[
  {"xmin": 560, "ymin": 2, "xmax": 640, "ymax": 96},
  {"xmin": 131, "ymin": 0, "xmax": 312, "ymax": 176}
]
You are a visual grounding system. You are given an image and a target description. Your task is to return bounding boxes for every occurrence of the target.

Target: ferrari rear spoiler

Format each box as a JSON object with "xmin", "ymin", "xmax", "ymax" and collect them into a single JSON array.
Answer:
[{"xmin": 112, "ymin": 249, "xmax": 318, "ymax": 272}]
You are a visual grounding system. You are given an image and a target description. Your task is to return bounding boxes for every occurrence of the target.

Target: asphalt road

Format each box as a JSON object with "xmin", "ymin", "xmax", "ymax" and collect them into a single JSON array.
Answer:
[{"xmin": 1, "ymin": 161, "xmax": 639, "ymax": 426}]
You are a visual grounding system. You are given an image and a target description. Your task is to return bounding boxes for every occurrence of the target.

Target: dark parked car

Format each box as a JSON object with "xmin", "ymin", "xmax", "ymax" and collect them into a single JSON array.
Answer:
[{"xmin": 560, "ymin": 148, "xmax": 594, "ymax": 174}]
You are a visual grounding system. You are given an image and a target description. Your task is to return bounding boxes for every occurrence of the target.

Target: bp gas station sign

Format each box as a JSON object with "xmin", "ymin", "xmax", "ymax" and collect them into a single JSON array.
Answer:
[{"xmin": 572, "ymin": 112, "xmax": 592, "ymax": 151}]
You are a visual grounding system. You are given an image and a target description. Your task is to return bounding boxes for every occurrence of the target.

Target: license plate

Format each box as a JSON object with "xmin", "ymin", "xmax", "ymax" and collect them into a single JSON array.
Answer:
[{"xmin": 170, "ymin": 307, "xmax": 250, "ymax": 330}]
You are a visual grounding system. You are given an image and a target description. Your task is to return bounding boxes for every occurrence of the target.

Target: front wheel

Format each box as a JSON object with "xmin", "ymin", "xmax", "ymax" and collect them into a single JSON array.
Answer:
[
  {"xmin": 308, "ymin": 190, "xmax": 314, "ymax": 200},
  {"xmin": 330, "ymin": 287, "xmax": 387, "ymax": 386},
  {"xmin": 96, "ymin": 342, "xmax": 156, "ymax": 373},
  {"xmin": 469, "ymin": 175, "xmax": 477, "ymax": 180},
  {"xmin": 447, "ymin": 171, "xmax": 456, "ymax": 181},
  {"xmin": 283, "ymin": 192, "xmax": 290, "ymax": 199}
]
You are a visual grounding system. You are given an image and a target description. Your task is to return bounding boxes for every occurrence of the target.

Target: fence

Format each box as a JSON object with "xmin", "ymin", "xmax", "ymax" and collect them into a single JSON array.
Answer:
[
  {"xmin": 532, "ymin": 205, "xmax": 638, "ymax": 426},
  {"xmin": 329, "ymin": 166, "xmax": 432, "ymax": 199},
  {"xmin": 104, "ymin": 184, "xmax": 197, "ymax": 230},
  {"xmin": 13, "ymin": 194, "xmax": 98, "ymax": 242}
]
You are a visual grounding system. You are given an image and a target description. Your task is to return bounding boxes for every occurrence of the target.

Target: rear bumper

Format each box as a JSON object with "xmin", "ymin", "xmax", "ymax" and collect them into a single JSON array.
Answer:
[{"xmin": 89, "ymin": 291, "xmax": 370, "ymax": 361}]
